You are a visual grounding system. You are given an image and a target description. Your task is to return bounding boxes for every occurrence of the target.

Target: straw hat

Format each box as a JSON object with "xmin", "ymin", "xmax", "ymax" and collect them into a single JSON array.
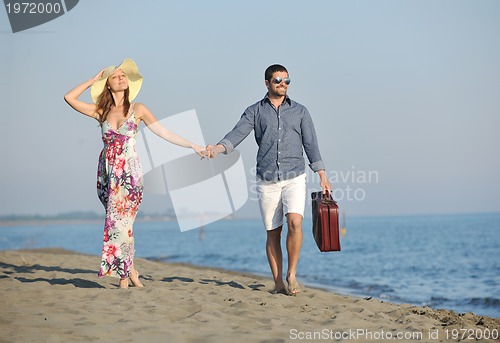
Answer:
[{"xmin": 90, "ymin": 58, "xmax": 143, "ymax": 104}]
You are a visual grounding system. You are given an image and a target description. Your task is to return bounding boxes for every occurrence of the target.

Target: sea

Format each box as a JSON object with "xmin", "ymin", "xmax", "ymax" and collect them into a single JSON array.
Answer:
[{"xmin": 1, "ymin": 213, "xmax": 499, "ymax": 318}]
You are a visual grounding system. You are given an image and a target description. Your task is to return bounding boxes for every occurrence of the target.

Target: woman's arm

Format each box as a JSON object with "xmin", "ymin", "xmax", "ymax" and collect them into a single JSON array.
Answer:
[
  {"xmin": 136, "ymin": 103, "xmax": 207, "ymax": 158},
  {"xmin": 63, "ymin": 69, "xmax": 105, "ymax": 119}
]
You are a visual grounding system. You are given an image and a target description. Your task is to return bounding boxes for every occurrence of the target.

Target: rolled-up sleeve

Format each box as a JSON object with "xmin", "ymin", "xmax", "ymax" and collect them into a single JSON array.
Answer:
[
  {"xmin": 218, "ymin": 107, "xmax": 255, "ymax": 154},
  {"xmin": 301, "ymin": 108, "xmax": 325, "ymax": 172}
]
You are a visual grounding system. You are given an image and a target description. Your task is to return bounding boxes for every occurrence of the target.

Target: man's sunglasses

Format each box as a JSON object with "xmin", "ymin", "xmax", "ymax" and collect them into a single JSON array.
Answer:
[{"xmin": 272, "ymin": 77, "xmax": 291, "ymax": 85}]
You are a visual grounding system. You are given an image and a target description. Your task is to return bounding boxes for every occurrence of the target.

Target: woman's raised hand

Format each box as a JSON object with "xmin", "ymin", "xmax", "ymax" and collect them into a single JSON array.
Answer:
[
  {"xmin": 64, "ymin": 68, "xmax": 108, "ymax": 118},
  {"xmin": 91, "ymin": 68, "xmax": 107, "ymax": 83}
]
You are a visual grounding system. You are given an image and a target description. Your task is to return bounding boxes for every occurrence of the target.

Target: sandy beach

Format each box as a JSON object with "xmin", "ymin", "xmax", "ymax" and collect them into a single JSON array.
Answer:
[{"xmin": 0, "ymin": 249, "xmax": 498, "ymax": 343}]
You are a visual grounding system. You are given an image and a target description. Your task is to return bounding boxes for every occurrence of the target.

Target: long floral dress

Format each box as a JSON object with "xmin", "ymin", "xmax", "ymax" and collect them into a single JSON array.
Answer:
[{"xmin": 97, "ymin": 105, "xmax": 143, "ymax": 279}]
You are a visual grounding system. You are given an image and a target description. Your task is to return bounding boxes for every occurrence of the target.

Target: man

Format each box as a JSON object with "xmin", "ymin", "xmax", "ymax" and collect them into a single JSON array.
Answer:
[{"xmin": 207, "ymin": 64, "xmax": 331, "ymax": 295}]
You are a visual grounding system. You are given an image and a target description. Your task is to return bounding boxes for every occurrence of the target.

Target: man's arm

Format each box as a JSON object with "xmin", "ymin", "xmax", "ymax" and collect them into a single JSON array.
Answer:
[
  {"xmin": 301, "ymin": 108, "xmax": 332, "ymax": 193},
  {"xmin": 301, "ymin": 108, "xmax": 324, "ymax": 167},
  {"xmin": 208, "ymin": 107, "xmax": 255, "ymax": 158}
]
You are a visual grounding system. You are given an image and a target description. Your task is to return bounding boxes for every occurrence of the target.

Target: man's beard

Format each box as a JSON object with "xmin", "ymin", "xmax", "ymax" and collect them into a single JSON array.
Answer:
[{"xmin": 270, "ymin": 87, "xmax": 287, "ymax": 97}]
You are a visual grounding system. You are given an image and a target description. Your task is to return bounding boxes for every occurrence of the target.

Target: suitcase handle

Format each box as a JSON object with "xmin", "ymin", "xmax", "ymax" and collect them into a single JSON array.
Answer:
[
  {"xmin": 321, "ymin": 191, "xmax": 337, "ymax": 204},
  {"xmin": 321, "ymin": 191, "xmax": 335, "ymax": 204},
  {"xmin": 311, "ymin": 191, "xmax": 337, "ymax": 204}
]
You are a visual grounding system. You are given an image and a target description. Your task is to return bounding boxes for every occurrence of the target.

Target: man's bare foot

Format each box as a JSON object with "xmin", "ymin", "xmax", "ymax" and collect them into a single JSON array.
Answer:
[
  {"xmin": 286, "ymin": 275, "xmax": 300, "ymax": 296},
  {"xmin": 130, "ymin": 269, "xmax": 144, "ymax": 288},
  {"xmin": 270, "ymin": 288, "xmax": 288, "ymax": 295},
  {"xmin": 119, "ymin": 278, "xmax": 129, "ymax": 289},
  {"xmin": 271, "ymin": 280, "xmax": 287, "ymax": 295}
]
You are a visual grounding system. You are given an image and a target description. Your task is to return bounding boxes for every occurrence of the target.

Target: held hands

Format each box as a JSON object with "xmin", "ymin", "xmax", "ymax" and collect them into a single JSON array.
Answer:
[
  {"xmin": 205, "ymin": 144, "xmax": 225, "ymax": 158},
  {"xmin": 192, "ymin": 144, "xmax": 209, "ymax": 159},
  {"xmin": 191, "ymin": 143, "xmax": 224, "ymax": 159}
]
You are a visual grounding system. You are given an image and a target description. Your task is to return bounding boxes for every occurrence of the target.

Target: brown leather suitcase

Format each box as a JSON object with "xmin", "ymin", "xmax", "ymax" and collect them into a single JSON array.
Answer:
[{"xmin": 311, "ymin": 191, "xmax": 341, "ymax": 252}]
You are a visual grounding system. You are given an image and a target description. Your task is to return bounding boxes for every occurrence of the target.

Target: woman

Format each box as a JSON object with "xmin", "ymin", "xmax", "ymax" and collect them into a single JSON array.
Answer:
[{"xmin": 64, "ymin": 58, "xmax": 206, "ymax": 289}]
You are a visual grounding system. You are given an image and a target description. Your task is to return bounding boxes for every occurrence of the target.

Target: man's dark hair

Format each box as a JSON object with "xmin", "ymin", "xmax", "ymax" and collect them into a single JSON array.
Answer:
[{"xmin": 265, "ymin": 64, "xmax": 288, "ymax": 81}]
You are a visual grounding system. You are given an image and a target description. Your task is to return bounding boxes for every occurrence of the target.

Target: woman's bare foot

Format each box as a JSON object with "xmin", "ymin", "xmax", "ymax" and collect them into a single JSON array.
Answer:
[
  {"xmin": 119, "ymin": 278, "xmax": 129, "ymax": 289},
  {"xmin": 129, "ymin": 269, "xmax": 144, "ymax": 288}
]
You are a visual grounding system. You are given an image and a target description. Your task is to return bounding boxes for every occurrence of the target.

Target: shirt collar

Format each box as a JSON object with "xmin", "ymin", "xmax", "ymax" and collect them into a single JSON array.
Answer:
[{"xmin": 262, "ymin": 93, "xmax": 292, "ymax": 106}]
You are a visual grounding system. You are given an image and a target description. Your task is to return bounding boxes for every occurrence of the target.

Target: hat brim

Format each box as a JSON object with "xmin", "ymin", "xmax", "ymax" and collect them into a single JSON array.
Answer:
[{"xmin": 90, "ymin": 58, "xmax": 143, "ymax": 104}]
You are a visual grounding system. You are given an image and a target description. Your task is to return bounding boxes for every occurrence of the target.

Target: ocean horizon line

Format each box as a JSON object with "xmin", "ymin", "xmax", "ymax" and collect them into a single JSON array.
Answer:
[{"xmin": 1, "ymin": 210, "xmax": 499, "ymax": 227}]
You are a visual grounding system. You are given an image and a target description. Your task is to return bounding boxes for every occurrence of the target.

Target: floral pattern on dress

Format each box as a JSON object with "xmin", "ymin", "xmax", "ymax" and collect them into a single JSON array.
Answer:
[{"xmin": 97, "ymin": 108, "xmax": 143, "ymax": 279}]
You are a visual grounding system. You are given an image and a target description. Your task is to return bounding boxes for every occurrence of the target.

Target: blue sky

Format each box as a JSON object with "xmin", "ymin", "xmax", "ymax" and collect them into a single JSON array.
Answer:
[{"xmin": 1, "ymin": 0, "xmax": 499, "ymax": 218}]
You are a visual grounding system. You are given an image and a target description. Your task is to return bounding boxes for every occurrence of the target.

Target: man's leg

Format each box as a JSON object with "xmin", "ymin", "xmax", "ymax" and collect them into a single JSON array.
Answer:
[
  {"xmin": 266, "ymin": 225, "xmax": 287, "ymax": 292},
  {"xmin": 286, "ymin": 213, "xmax": 303, "ymax": 294},
  {"xmin": 257, "ymin": 177, "xmax": 286, "ymax": 293}
]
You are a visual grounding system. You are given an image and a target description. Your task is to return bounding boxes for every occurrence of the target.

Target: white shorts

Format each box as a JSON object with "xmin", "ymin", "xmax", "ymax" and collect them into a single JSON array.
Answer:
[{"xmin": 256, "ymin": 173, "xmax": 306, "ymax": 231}]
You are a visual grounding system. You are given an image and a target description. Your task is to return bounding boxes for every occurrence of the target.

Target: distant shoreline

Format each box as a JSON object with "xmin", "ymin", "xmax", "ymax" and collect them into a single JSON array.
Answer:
[
  {"xmin": 0, "ymin": 216, "xmax": 175, "ymax": 227},
  {"xmin": 0, "ymin": 214, "xmax": 245, "ymax": 227}
]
